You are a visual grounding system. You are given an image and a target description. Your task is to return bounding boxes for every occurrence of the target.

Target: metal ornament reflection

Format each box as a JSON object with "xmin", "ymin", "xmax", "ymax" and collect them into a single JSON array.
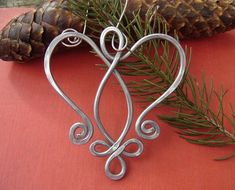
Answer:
[{"xmin": 43, "ymin": 0, "xmax": 186, "ymax": 181}]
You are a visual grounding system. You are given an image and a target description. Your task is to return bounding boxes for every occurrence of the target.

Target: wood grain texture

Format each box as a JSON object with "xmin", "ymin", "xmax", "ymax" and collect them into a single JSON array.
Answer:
[{"xmin": 1, "ymin": 8, "xmax": 235, "ymax": 190}]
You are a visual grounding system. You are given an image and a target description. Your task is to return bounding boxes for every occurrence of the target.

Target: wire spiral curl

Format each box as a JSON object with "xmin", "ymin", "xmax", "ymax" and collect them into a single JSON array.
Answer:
[{"xmin": 61, "ymin": 28, "xmax": 83, "ymax": 47}]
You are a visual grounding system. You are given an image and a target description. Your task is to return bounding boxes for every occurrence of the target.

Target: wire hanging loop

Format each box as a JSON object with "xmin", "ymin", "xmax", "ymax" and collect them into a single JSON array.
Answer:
[{"xmin": 108, "ymin": 0, "xmax": 129, "ymax": 53}]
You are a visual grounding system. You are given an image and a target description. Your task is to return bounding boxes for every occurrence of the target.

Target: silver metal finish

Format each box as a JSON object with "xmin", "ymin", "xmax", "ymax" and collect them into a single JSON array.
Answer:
[{"xmin": 44, "ymin": 0, "xmax": 186, "ymax": 180}]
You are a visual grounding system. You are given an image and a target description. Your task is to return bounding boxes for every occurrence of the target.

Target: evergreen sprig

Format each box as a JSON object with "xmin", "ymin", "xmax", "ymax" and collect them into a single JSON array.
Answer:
[{"xmin": 67, "ymin": 0, "xmax": 235, "ymax": 160}]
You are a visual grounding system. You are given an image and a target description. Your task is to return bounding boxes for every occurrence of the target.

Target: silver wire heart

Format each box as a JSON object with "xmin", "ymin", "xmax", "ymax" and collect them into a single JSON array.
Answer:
[{"xmin": 44, "ymin": 26, "xmax": 186, "ymax": 180}]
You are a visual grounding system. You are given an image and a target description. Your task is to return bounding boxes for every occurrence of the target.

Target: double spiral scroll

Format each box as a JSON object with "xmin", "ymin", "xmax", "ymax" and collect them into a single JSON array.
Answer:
[{"xmin": 44, "ymin": 26, "xmax": 186, "ymax": 180}]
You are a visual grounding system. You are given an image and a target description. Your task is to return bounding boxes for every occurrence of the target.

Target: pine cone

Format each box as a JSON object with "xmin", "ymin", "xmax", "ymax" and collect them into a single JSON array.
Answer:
[
  {"xmin": 0, "ymin": 0, "xmax": 84, "ymax": 61},
  {"xmin": 1, "ymin": 0, "xmax": 235, "ymax": 62},
  {"xmin": 128, "ymin": 0, "xmax": 235, "ymax": 39}
]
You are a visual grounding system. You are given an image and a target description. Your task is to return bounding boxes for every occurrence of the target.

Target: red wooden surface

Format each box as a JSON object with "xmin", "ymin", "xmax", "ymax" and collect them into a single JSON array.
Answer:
[{"xmin": 1, "ymin": 8, "xmax": 235, "ymax": 190}]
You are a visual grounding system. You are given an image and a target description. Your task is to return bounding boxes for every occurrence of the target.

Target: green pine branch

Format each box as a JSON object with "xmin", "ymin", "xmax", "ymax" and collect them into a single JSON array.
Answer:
[{"xmin": 66, "ymin": 0, "xmax": 235, "ymax": 160}]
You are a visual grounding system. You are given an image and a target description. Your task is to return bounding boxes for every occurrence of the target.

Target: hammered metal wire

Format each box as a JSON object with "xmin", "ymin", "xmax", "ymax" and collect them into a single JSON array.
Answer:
[{"xmin": 44, "ymin": 0, "xmax": 186, "ymax": 181}]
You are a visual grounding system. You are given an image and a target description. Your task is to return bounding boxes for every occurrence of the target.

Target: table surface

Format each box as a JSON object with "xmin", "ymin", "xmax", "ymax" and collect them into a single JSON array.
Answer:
[{"xmin": 1, "ymin": 8, "xmax": 235, "ymax": 190}]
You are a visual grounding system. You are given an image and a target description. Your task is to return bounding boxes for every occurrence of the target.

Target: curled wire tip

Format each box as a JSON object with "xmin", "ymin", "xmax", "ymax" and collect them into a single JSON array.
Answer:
[
  {"xmin": 136, "ymin": 120, "xmax": 160, "ymax": 140},
  {"xmin": 61, "ymin": 29, "xmax": 82, "ymax": 47},
  {"xmin": 69, "ymin": 122, "xmax": 93, "ymax": 145}
]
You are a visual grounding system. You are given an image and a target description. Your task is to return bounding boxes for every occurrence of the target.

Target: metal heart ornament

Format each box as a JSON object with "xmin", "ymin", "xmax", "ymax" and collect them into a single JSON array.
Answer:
[{"xmin": 44, "ymin": 26, "xmax": 186, "ymax": 180}]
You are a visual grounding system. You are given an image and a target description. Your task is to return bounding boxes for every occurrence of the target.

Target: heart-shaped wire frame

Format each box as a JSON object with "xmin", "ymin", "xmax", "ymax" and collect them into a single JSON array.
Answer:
[{"xmin": 44, "ymin": 26, "xmax": 186, "ymax": 180}]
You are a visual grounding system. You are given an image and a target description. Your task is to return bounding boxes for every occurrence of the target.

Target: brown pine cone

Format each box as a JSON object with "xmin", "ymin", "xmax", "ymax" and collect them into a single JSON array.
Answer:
[
  {"xmin": 128, "ymin": 0, "xmax": 235, "ymax": 39},
  {"xmin": 0, "ymin": 0, "xmax": 84, "ymax": 61}
]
